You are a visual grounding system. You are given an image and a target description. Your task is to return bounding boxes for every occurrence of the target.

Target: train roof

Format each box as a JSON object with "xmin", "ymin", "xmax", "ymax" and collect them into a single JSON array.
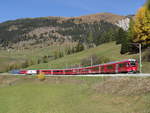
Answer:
[
  {"xmin": 74, "ymin": 59, "xmax": 137, "ymax": 69},
  {"xmin": 29, "ymin": 59, "xmax": 137, "ymax": 70},
  {"xmin": 99, "ymin": 59, "xmax": 136, "ymax": 65}
]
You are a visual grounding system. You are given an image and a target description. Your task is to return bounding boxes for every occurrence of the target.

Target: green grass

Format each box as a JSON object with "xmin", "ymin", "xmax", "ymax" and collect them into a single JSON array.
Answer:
[
  {"xmin": 0, "ymin": 76, "xmax": 150, "ymax": 113},
  {"xmin": 142, "ymin": 62, "xmax": 150, "ymax": 73}
]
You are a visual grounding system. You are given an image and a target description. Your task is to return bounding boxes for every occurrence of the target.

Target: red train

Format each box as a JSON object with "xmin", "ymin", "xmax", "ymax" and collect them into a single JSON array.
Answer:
[{"xmin": 19, "ymin": 59, "xmax": 138, "ymax": 75}]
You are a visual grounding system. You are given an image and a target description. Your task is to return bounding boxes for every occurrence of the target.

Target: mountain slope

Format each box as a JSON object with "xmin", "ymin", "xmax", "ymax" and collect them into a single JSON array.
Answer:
[{"xmin": 0, "ymin": 13, "xmax": 127, "ymax": 49}]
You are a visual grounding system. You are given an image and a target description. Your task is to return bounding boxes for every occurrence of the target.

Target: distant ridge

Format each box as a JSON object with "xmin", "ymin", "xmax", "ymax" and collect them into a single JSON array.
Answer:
[
  {"xmin": 0, "ymin": 13, "xmax": 128, "ymax": 49},
  {"xmin": 57, "ymin": 13, "xmax": 125, "ymax": 24}
]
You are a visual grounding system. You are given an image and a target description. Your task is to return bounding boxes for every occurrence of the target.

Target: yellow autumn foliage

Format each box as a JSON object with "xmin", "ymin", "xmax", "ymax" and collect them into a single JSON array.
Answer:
[
  {"xmin": 37, "ymin": 72, "xmax": 45, "ymax": 81},
  {"xmin": 133, "ymin": 6, "xmax": 150, "ymax": 44}
]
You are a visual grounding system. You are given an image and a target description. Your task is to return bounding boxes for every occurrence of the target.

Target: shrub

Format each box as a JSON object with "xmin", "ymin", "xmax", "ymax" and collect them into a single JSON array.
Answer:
[
  {"xmin": 36, "ymin": 72, "xmax": 45, "ymax": 81},
  {"xmin": 142, "ymin": 48, "xmax": 150, "ymax": 62},
  {"xmin": 43, "ymin": 56, "xmax": 49, "ymax": 63}
]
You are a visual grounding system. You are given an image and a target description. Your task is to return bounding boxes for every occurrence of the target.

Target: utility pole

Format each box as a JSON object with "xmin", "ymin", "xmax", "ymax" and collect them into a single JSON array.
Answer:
[
  {"xmin": 131, "ymin": 43, "xmax": 142, "ymax": 73},
  {"xmin": 91, "ymin": 56, "xmax": 93, "ymax": 66},
  {"xmin": 139, "ymin": 43, "xmax": 142, "ymax": 73}
]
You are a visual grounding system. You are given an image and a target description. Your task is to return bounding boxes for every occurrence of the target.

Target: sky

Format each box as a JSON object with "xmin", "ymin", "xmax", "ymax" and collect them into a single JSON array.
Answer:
[{"xmin": 0, "ymin": 0, "xmax": 147, "ymax": 22}]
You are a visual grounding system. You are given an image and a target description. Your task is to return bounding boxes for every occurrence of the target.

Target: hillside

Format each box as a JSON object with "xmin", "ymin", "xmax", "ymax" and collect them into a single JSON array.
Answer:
[
  {"xmin": 27, "ymin": 42, "xmax": 150, "ymax": 73},
  {"xmin": 0, "ymin": 13, "xmax": 127, "ymax": 50}
]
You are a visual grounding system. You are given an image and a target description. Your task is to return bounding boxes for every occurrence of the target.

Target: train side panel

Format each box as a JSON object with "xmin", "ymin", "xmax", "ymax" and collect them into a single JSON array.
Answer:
[{"xmin": 18, "ymin": 59, "xmax": 138, "ymax": 75}]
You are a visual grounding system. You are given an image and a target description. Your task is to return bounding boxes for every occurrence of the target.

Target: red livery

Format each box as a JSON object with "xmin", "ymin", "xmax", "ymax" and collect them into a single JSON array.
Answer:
[{"xmin": 19, "ymin": 59, "xmax": 138, "ymax": 75}]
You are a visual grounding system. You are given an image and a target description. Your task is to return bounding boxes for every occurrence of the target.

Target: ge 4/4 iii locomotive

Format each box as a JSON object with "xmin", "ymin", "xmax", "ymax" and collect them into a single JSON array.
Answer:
[{"xmin": 18, "ymin": 59, "xmax": 138, "ymax": 75}]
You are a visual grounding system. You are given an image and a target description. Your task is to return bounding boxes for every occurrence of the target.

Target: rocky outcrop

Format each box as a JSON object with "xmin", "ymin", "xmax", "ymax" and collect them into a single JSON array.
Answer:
[{"xmin": 115, "ymin": 18, "xmax": 130, "ymax": 31}]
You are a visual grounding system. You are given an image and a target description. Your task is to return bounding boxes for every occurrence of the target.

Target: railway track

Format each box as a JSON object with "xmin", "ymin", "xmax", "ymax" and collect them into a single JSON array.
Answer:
[
  {"xmin": 0, "ymin": 73, "xmax": 150, "ymax": 76},
  {"xmin": 46, "ymin": 74, "xmax": 150, "ymax": 76}
]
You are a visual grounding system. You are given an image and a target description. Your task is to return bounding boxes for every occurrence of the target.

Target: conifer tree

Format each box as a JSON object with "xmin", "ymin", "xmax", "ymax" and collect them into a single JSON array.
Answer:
[
  {"xmin": 146, "ymin": 0, "xmax": 150, "ymax": 9},
  {"xmin": 116, "ymin": 28, "xmax": 126, "ymax": 44},
  {"xmin": 120, "ymin": 38, "xmax": 129, "ymax": 54}
]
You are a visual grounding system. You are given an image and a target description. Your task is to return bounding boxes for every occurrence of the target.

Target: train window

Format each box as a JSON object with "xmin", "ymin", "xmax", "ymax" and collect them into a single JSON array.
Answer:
[
  {"xmin": 42, "ymin": 70, "xmax": 51, "ymax": 72},
  {"xmin": 53, "ymin": 70, "xmax": 63, "ymax": 72},
  {"xmin": 65, "ymin": 70, "xmax": 72, "ymax": 72},
  {"xmin": 107, "ymin": 65, "xmax": 113, "ymax": 69},
  {"xmin": 82, "ymin": 68, "xmax": 91, "ymax": 71},
  {"xmin": 119, "ymin": 64, "xmax": 123, "ymax": 67},
  {"xmin": 130, "ymin": 61, "xmax": 136, "ymax": 66},
  {"xmin": 93, "ymin": 66, "xmax": 99, "ymax": 70},
  {"xmin": 119, "ymin": 63, "xmax": 126, "ymax": 67}
]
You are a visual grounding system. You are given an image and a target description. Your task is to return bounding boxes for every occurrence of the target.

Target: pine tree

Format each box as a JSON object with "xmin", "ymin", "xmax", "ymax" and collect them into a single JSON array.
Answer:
[
  {"xmin": 116, "ymin": 27, "xmax": 133, "ymax": 54},
  {"xmin": 120, "ymin": 38, "xmax": 129, "ymax": 54},
  {"xmin": 116, "ymin": 28, "xmax": 126, "ymax": 44}
]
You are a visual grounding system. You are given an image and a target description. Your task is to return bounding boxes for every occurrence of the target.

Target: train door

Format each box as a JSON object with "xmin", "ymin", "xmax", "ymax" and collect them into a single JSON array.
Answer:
[
  {"xmin": 99, "ymin": 66, "xmax": 101, "ymax": 74},
  {"xmin": 73, "ymin": 69, "xmax": 76, "ymax": 75},
  {"xmin": 51, "ymin": 70, "xmax": 53, "ymax": 75},
  {"xmin": 101, "ymin": 66, "xmax": 105, "ymax": 73},
  {"xmin": 118, "ymin": 63, "xmax": 127, "ymax": 73},
  {"xmin": 89, "ymin": 68, "xmax": 92, "ymax": 74},
  {"xmin": 115, "ymin": 64, "xmax": 119, "ymax": 73}
]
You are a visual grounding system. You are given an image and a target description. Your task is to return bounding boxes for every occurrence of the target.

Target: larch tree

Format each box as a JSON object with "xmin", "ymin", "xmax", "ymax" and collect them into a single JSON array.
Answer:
[
  {"xmin": 133, "ymin": 0, "xmax": 150, "ymax": 44},
  {"xmin": 146, "ymin": 0, "xmax": 150, "ymax": 10}
]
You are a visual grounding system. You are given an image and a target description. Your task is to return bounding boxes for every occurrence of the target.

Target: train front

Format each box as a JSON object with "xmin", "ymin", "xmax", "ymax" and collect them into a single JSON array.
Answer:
[{"xmin": 128, "ymin": 59, "xmax": 138, "ymax": 73}]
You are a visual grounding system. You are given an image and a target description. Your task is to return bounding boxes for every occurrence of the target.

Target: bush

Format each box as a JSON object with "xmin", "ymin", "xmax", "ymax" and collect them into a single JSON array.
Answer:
[
  {"xmin": 142, "ymin": 48, "xmax": 150, "ymax": 62},
  {"xmin": 43, "ymin": 56, "xmax": 49, "ymax": 63},
  {"xmin": 37, "ymin": 72, "xmax": 45, "ymax": 81}
]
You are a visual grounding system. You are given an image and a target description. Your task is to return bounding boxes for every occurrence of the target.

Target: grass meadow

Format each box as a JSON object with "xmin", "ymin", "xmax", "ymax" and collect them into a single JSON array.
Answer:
[{"xmin": 0, "ymin": 76, "xmax": 150, "ymax": 113}]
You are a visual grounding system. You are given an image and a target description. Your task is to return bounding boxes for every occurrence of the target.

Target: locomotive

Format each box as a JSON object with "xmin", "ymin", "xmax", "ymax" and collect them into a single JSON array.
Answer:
[{"xmin": 18, "ymin": 59, "xmax": 138, "ymax": 75}]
